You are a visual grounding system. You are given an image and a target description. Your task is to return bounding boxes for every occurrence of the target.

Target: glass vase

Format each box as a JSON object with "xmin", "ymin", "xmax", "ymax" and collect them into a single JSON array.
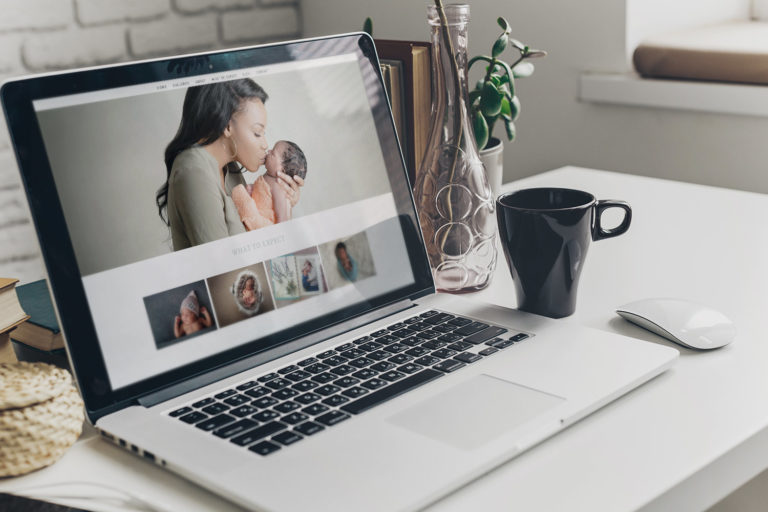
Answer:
[{"xmin": 414, "ymin": 3, "xmax": 497, "ymax": 293}]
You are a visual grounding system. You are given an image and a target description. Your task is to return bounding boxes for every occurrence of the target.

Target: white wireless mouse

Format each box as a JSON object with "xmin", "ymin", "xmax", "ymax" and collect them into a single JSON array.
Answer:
[{"xmin": 616, "ymin": 298, "xmax": 736, "ymax": 350}]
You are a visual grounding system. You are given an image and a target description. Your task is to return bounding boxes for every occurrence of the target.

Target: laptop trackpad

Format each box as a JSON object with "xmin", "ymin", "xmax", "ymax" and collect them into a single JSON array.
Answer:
[{"xmin": 387, "ymin": 374, "xmax": 565, "ymax": 451}]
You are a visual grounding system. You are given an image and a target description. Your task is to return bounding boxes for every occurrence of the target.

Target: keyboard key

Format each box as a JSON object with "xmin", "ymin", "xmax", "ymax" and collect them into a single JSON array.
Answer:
[
  {"xmin": 336, "ymin": 342, "xmax": 355, "ymax": 352},
  {"xmin": 431, "ymin": 348, "xmax": 457, "ymax": 359},
  {"xmin": 416, "ymin": 330, "xmax": 441, "ymax": 340},
  {"xmin": 408, "ymin": 322, "xmax": 431, "ymax": 331},
  {"xmin": 437, "ymin": 333, "xmax": 463, "ymax": 343},
  {"xmin": 252, "ymin": 410, "xmax": 279, "ymax": 422},
  {"xmin": 192, "ymin": 397, "xmax": 215, "ymax": 408},
  {"xmin": 278, "ymin": 365, "xmax": 299, "ymax": 375},
  {"xmin": 491, "ymin": 339, "xmax": 515, "ymax": 349},
  {"xmin": 397, "ymin": 363, "xmax": 423, "ymax": 375},
  {"xmin": 324, "ymin": 355, "xmax": 348, "ymax": 367},
  {"xmin": 292, "ymin": 380, "xmax": 318, "ymax": 392},
  {"xmin": 400, "ymin": 337, "xmax": 422, "ymax": 347},
  {"xmin": 273, "ymin": 431, "xmax": 303, "ymax": 446},
  {"xmin": 330, "ymin": 365, "xmax": 356, "ymax": 376},
  {"xmin": 454, "ymin": 322, "xmax": 489, "ymax": 336},
  {"xmin": 294, "ymin": 421, "xmax": 325, "ymax": 436},
  {"xmin": 179, "ymin": 411, "xmax": 207, "ymax": 424},
  {"xmin": 236, "ymin": 381, "xmax": 259, "ymax": 391},
  {"xmin": 387, "ymin": 353, "xmax": 412, "ymax": 365},
  {"xmin": 352, "ymin": 368, "xmax": 378, "ymax": 380},
  {"xmin": 431, "ymin": 324, "xmax": 456, "ymax": 333},
  {"xmin": 311, "ymin": 372, "xmax": 336, "ymax": 384},
  {"xmin": 230, "ymin": 405, "xmax": 258, "ymax": 417},
  {"xmin": 341, "ymin": 369, "xmax": 444, "ymax": 415},
  {"xmin": 448, "ymin": 341, "xmax": 474, "ymax": 352},
  {"xmin": 333, "ymin": 376, "xmax": 360, "ymax": 388},
  {"xmin": 265, "ymin": 378, "xmax": 291, "ymax": 390},
  {"xmin": 433, "ymin": 360, "xmax": 466, "ymax": 373},
  {"xmin": 387, "ymin": 322, "xmax": 407, "ymax": 331},
  {"xmin": 202, "ymin": 403, "xmax": 229, "ymax": 415},
  {"xmin": 479, "ymin": 347, "xmax": 499, "ymax": 356},
  {"xmin": 359, "ymin": 341, "xmax": 383, "ymax": 352},
  {"xmin": 282, "ymin": 412, "xmax": 309, "ymax": 425},
  {"xmin": 454, "ymin": 352, "xmax": 482, "ymax": 364},
  {"xmin": 195, "ymin": 414, "xmax": 236, "ymax": 432},
  {"xmin": 295, "ymin": 393, "xmax": 321, "ymax": 405},
  {"xmin": 253, "ymin": 396, "xmax": 279, "ymax": 409},
  {"xmin": 380, "ymin": 370, "xmax": 405, "ymax": 382},
  {"xmin": 169, "ymin": 406, "xmax": 193, "ymax": 417},
  {"xmin": 342, "ymin": 386, "xmax": 369, "ymax": 398},
  {"xmin": 510, "ymin": 333, "xmax": 530, "ymax": 342},
  {"xmin": 257, "ymin": 373, "xmax": 278, "ymax": 383},
  {"xmin": 322, "ymin": 394, "xmax": 349, "ymax": 407},
  {"xmin": 447, "ymin": 316, "xmax": 473, "ymax": 326},
  {"xmin": 301, "ymin": 403, "xmax": 330, "ymax": 416},
  {"xmin": 317, "ymin": 350, "xmax": 336, "ymax": 359},
  {"xmin": 390, "ymin": 329, "xmax": 411, "ymax": 339},
  {"xmin": 353, "ymin": 336, "xmax": 373, "ymax": 344},
  {"xmin": 421, "ymin": 340, "xmax": 447, "ymax": 350},
  {"xmin": 414, "ymin": 356, "xmax": 440, "ymax": 366},
  {"xmin": 315, "ymin": 384, "xmax": 341, "ymax": 396},
  {"xmin": 274, "ymin": 401, "xmax": 301, "ymax": 414},
  {"xmin": 420, "ymin": 310, "xmax": 439, "ymax": 317},
  {"xmin": 464, "ymin": 326, "xmax": 508, "ymax": 344},
  {"xmin": 405, "ymin": 346, "xmax": 429, "ymax": 357},
  {"xmin": 232, "ymin": 421, "xmax": 286, "ymax": 446},
  {"xmin": 370, "ymin": 361, "xmax": 395, "ymax": 372},
  {"xmin": 377, "ymin": 335, "xmax": 399, "ymax": 344},
  {"xmin": 248, "ymin": 440, "xmax": 281, "ymax": 456},
  {"xmin": 214, "ymin": 419, "xmax": 257, "ymax": 439},
  {"xmin": 423, "ymin": 313, "xmax": 454, "ymax": 325},
  {"xmin": 316, "ymin": 410, "xmax": 351, "ymax": 427},
  {"xmin": 348, "ymin": 357, "xmax": 373, "ymax": 368},
  {"xmin": 367, "ymin": 350, "xmax": 390, "ymax": 361},
  {"xmin": 214, "ymin": 389, "xmax": 237, "ymax": 400},
  {"xmin": 305, "ymin": 363, "xmax": 331, "ymax": 374},
  {"xmin": 272, "ymin": 388, "xmax": 299, "ymax": 400},
  {"xmin": 286, "ymin": 370, "xmax": 312, "ymax": 382},
  {"xmin": 485, "ymin": 338, "xmax": 504, "ymax": 346},
  {"xmin": 244, "ymin": 386, "xmax": 270, "ymax": 398},
  {"xmin": 404, "ymin": 316, "xmax": 422, "ymax": 324},
  {"xmin": 361, "ymin": 378, "xmax": 388, "ymax": 390},
  {"xmin": 372, "ymin": 329, "xmax": 389, "ymax": 337},
  {"xmin": 384, "ymin": 343, "xmax": 407, "ymax": 353},
  {"xmin": 298, "ymin": 357, "xmax": 318, "ymax": 367},
  {"xmin": 224, "ymin": 394, "xmax": 250, "ymax": 407}
]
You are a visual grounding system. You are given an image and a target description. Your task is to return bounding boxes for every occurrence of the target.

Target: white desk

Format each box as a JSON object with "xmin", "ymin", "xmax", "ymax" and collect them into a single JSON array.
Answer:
[{"xmin": 3, "ymin": 166, "xmax": 767, "ymax": 511}]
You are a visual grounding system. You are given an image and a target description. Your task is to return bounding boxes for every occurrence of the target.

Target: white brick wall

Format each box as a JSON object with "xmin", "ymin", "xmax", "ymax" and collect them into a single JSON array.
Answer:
[{"xmin": 0, "ymin": 0, "xmax": 302, "ymax": 284}]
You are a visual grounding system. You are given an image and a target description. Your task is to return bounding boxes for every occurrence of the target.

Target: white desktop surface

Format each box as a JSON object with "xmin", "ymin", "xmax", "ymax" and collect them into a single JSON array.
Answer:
[{"xmin": 2, "ymin": 166, "xmax": 767, "ymax": 511}]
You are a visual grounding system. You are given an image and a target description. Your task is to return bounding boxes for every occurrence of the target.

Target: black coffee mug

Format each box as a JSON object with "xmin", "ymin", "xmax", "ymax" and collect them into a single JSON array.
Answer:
[{"xmin": 496, "ymin": 188, "xmax": 632, "ymax": 318}]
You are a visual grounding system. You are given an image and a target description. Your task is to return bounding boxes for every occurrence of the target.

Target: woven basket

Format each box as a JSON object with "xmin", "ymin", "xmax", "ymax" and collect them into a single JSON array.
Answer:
[{"xmin": 0, "ymin": 362, "xmax": 84, "ymax": 477}]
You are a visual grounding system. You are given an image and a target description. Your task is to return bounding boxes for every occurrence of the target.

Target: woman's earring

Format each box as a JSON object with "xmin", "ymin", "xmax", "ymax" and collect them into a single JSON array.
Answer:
[{"xmin": 224, "ymin": 138, "xmax": 238, "ymax": 160}]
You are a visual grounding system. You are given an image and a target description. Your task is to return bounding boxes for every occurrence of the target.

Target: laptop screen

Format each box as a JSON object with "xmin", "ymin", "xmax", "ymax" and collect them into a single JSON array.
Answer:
[{"xmin": 5, "ymin": 35, "xmax": 432, "ymax": 401}]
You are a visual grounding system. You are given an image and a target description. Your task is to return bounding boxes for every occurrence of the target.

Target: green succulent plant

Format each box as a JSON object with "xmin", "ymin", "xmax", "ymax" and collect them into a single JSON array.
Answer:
[{"xmin": 468, "ymin": 17, "xmax": 546, "ymax": 151}]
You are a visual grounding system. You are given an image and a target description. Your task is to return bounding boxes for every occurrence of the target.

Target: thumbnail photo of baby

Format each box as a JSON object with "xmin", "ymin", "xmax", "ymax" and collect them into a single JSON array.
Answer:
[
  {"xmin": 267, "ymin": 247, "xmax": 328, "ymax": 308},
  {"xmin": 231, "ymin": 140, "xmax": 308, "ymax": 231},
  {"xmin": 143, "ymin": 281, "xmax": 218, "ymax": 349},
  {"xmin": 206, "ymin": 264, "xmax": 275, "ymax": 328},
  {"xmin": 319, "ymin": 231, "xmax": 377, "ymax": 291}
]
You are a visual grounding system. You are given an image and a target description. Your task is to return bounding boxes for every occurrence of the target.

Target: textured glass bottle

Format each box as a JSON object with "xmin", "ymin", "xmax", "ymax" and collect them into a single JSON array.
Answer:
[{"xmin": 414, "ymin": 4, "xmax": 497, "ymax": 292}]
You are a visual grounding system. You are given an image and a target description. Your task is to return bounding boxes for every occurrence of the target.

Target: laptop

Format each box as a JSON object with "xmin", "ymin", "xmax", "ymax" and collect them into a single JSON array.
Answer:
[{"xmin": 1, "ymin": 33, "xmax": 678, "ymax": 511}]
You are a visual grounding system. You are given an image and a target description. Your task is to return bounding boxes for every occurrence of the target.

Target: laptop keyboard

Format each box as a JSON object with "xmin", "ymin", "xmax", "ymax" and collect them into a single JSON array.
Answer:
[{"xmin": 167, "ymin": 310, "xmax": 531, "ymax": 456}]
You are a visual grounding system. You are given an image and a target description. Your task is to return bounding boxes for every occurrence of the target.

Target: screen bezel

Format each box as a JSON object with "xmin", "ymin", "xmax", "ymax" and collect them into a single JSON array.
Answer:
[{"xmin": 1, "ymin": 33, "xmax": 434, "ymax": 421}]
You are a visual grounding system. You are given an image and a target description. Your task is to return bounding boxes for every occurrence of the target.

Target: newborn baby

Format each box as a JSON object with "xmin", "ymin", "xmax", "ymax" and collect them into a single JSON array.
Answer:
[
  {"xmin": 231, "ymin": 140, "xmax": 307, "ymax": 230},
  {"xmin": 174, "ymin": 290, "xmax": 212, "ymax": 338}
]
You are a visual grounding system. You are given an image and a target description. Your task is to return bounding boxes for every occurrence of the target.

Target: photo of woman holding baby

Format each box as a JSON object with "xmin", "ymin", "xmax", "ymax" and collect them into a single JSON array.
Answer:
[{"xmin": 156, "ymin": 79, "xmax": 305, "ymax": 250}]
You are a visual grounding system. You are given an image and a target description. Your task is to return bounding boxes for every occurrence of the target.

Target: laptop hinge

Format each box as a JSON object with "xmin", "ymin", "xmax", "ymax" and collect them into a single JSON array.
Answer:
[{"xmin": 137, "ymin": 298, "xmax": 419, "ymax": 408}]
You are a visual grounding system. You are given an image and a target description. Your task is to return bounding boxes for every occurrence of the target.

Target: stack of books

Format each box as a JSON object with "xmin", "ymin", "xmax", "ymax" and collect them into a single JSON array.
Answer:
[
  {"xmin": 0, "ymin": 278, "xmax": 30, "ymax": 363},
  {"xmin": 10, "ymin": 279, "xmax": 64, "ymax": 354},
  {"xmin": 375, "ymin": 40, "xmax": 432, "ymax": 187}
]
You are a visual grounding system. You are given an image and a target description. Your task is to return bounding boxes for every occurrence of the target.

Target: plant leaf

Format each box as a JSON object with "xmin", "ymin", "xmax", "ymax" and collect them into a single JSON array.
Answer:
[
  {"xmin": 363, "ymin": 17, "xmax": 373, "ymax": 36},
  {"xmin": 500, "ymin": 97, "xmax": 511, "ymax": 117},
  {"xmin": 512, "ymin": 62, "xmax": 535, "ymax": 78},
  {"xmin": 480, "ymin": 82, "xmax": 503, "ymax": 117},
  {"xmin": 469, "ymin": 89, "xmax": 482, "ymax": 105},
  {"xmin": 509, "ymin": 38, "xmax": 526, "ymax": 51},
  {"xmin": 497, "ymin": 17, "xmax": 509, "ymax": 32},
  {"xmin": 472, "ymin": 110, "xmax": 489, "ymax": 150},
  {"xmin": 526, "ymin": 49, "xmax": 547, "ymax": 58},
  {"xmin": 504, "ymin": 119, "xmax": 516, "ymax": 141},
  {"xmin": 492, "ymin": 34, "xmax": 508, "ymax": 58},
  {"xmin": 508, "ymin": 95, "xmax": 521, "ymax": 121}
]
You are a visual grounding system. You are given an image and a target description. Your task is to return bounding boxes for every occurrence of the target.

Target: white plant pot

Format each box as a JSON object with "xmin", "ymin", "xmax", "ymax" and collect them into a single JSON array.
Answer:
[{"xmin": 478, "ymin": 137, "xmax": 504, "ymax": 200}]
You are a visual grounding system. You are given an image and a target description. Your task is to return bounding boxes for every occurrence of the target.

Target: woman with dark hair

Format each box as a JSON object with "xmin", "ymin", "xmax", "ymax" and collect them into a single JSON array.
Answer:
[
  {"xmin": 335, "ymin": 242, "xmax": 359, "ymax": 282},
  {"xmin": 156, "ymin": 79, "xmax": 303, "ymax": 250}
]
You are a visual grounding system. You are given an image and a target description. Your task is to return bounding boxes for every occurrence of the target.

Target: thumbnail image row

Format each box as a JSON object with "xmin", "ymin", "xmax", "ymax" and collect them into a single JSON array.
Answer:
[{"xmin": 143, "ymin": 232, "xmax": 376, "ymax": 349}]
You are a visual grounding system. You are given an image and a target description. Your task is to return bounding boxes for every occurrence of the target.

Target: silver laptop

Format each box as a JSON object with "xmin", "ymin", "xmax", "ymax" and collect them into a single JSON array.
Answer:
[{"xmin": 1, "ymin": 33, "xmax": 677, "ymax": 511}]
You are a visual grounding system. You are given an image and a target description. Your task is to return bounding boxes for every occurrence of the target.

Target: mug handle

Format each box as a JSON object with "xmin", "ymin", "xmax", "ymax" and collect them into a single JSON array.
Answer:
[{"xmin": 593, "ymin": 200, "xmax": 632, "ymax": 241}]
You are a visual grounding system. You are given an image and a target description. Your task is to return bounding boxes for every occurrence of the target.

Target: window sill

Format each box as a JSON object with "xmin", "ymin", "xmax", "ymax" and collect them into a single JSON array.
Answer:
[{"xmin": 579, "ymin": 72, "xmax": 768, "ymax": 117}]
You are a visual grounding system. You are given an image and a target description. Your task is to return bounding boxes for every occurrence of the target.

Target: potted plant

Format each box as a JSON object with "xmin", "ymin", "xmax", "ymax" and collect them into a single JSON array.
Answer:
[{"xmin": 468, "ymin": 17, "xmax": 546, "ymax": 195}]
